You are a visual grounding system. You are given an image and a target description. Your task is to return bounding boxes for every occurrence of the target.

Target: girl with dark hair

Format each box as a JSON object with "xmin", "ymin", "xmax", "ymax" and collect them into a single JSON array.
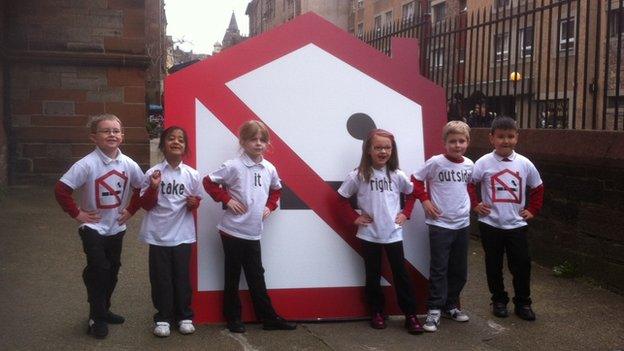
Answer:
[{"xmin": 138, "ymin": 126, "xmax": 201, "ymax": 337}]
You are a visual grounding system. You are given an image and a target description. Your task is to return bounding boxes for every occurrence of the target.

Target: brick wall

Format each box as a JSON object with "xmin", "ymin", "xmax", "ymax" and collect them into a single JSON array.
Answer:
[
  {"xmin": 466, "ymin": 128, "xmax": 624, "ymax": 293},
  {"xmin": 5, "ymin": 0, "xmax": 154, "ymax": 183}
]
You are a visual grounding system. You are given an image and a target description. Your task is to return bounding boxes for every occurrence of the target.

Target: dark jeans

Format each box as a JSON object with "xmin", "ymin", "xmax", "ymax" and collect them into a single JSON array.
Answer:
[
  {"xmin": 149, "ymin": 244, "xmax": 194, "ymax": 323},
  {"xmin": 220, "ymin": 232, "xmax": 277, "ymax": 322},
  {"xmin": 427, "ymin": 225, "xmax": 469, "ymax": 311},
  {"xmin": 79, "ymin": 227, "xmax": 124, "ymax": 321},
  {"xmin": 479, "ymin": 222, "xmax": 532, "ymax": 306},
  {"xmin": 361, "ymin": 239, "xmax": 416, "ymax": 315}
]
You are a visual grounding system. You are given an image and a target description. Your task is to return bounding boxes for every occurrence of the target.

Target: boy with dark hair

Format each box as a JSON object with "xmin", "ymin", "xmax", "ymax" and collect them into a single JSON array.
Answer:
[{"xmin": 472, "ymin": 116, "xmax": 544, "ymax": 321}]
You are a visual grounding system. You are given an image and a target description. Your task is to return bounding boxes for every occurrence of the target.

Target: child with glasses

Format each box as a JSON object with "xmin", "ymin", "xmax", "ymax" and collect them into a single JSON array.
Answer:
[
  {"xmin": 54, "ymin": 114, "xmax": 145, "ymax": 339},
  {"xmin": 337, "ymin": 129, "xmax": 424, "ymax": 335}
]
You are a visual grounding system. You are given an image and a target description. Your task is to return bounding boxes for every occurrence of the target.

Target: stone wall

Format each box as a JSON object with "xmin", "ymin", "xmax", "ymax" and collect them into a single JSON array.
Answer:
[
  {"xmin": 4, "ymin": 0, "xmax": 154, "ymax": 183},
  {"xmin": 466, "ymin": 128, "xmax": 624, "ymax": 293}
]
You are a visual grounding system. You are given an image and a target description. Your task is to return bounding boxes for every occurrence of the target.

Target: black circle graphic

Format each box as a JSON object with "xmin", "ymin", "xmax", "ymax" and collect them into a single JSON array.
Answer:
[{"xmin": 346, "ymin": 113, "xmax": 376, "ymax": 140}]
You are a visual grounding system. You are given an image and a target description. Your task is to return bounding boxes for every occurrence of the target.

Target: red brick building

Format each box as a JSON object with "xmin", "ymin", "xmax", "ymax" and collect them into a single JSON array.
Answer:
[{"xmin": 0, "ymin": 0, "xmax": 167, "ymax": 185}]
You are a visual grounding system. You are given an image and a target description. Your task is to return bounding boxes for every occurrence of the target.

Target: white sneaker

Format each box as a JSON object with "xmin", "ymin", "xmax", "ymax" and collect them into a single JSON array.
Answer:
[
  {"xmin": 443, "ymin": 308, "xmax": 469, "ymax": 322},
  {"xmin": 153, "ymin": 321, "xmax": 170, "ymax": 337},
  {"xmin": 178, "ymin": 319, "xmax": 195, "ymax": 334},
  {"xmin": 423, "ymin": 309, "xmax": 441, "ymax": 332}
]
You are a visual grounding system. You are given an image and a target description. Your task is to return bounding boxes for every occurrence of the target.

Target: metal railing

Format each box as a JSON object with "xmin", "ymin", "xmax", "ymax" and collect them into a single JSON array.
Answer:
[{"xmin": 361, "ymin": 0, "xmax": 624, "ymax": 131}]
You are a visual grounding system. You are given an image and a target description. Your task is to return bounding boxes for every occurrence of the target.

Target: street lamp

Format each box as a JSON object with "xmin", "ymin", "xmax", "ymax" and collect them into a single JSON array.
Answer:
[{"xmin": 509, "ymin": 72, "xmax": 522, "ymax": 119}]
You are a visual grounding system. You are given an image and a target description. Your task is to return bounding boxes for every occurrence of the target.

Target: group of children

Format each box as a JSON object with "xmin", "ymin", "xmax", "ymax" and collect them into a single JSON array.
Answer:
[{"xmin": 55, "ymin": 113, "xmax": 543, "ymax": 339}]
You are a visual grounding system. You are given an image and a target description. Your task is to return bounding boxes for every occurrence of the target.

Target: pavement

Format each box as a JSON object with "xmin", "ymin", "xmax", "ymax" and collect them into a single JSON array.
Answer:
[{"xmin": 0, "ymin": 185, "xmax": 623, "ymax": 351}]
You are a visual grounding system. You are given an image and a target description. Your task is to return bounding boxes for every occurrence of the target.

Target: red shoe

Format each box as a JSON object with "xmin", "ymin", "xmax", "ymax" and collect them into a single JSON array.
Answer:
[
  {"xmin": 370, "ymin": 312, "xmax": 386, "ymax": 329},
  {"xmin": 405, "ymin": 314, "xmax": 424, "ymax": 334}
]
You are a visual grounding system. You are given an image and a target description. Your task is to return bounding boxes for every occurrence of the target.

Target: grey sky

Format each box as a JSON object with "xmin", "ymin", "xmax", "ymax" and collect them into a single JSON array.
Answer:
[{"xmin": 164, "ymin": 0, "xmax": 250, "ymax": 54}]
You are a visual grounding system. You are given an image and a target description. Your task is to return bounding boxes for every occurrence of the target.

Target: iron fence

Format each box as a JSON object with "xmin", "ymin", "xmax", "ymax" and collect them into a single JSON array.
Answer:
[{"xmin": 362, "ymin": 0, "xmax": 624, "ymax": 131}]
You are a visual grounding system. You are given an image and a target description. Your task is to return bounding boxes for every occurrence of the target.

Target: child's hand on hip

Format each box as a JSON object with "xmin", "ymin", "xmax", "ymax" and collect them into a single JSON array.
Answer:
[
  {"xmin": 262, "ymin": 207, "xmax": 271, "ymax": 220},
  {"xmin": 75, "ymin": 209, "xmax": 101, "ymax": 224},
  {"xmin": 117, "ymin": 209, "xmax": 132, "ymax": 225},
  {"xmin": 473, "ymin": 202, "xmax": 491, "ymax": 216},
  {"xmin": 226, "ymin": 199, "xmax": 247, "ymax": 215},
  {"xmin": 520, "ymin": 209, "xmax": 534, "ymax": 220},
  {"xmin": 354, "ymin": 214, "xmax": 373, "ymax": 226},
  {"xmin": 422, "ymin": 200, "xmax": 441, "ymax": 219},
  {"xmin": 395, "ymin": 213, "xmax": 407, "ymax": 225}
]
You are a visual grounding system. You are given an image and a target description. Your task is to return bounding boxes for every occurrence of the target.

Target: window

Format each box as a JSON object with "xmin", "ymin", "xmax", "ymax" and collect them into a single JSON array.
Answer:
[
  {"xmin": 374, "ymin": 15, "xmax": 382, "ymax": 32},
  {"xmin": 385, "ymin": 11, "xmax": 393, "ymax": 26},
  {"xmin": 609, "ymin": 8, "xmax": 624, "ymax": 38},
  {"xmin": 494, "ymin": 32, "xmax": 510, "ymax": 61},
  {"xmin": 402, "ymin": 1, "xmax": 416, "ymax": 21},
  {"xmin": 263, "ymin": 0, "xmax": 275, "ymax": 20},
  {"xmin": 434, "ymin": 47, "xmax": 444, "ymax": 67},
  {"xmin": 519, "ymin": 26, "xmax": 533, "ymax": 57},
  {"xmin": 495, "ymin": 0, "xmax": 510, "ymax": 9},
  {"xmin": 538, "ymin": 100, "xmax": 568, "ymax": 129},
  {"xmin": 559, "ymin": 18, "xmax": 575, "ymax": 51},
  {"xmin": 459, "ymin": 0, "xmax": 467, "ymax": 12},
  {"xmin": 433, "ymin": 2, "xmax": 446, "ymax": 23},
  {"xmin": 357, "ymin": 22, "xmax": 363, "ymax": 38}
]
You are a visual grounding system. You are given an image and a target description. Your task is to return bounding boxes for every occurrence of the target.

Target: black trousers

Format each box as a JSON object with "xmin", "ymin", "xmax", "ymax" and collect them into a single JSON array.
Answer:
[
  {"xmin": 361, "ymin": 239, "xmax": 416, "ymax": 315},
  {"xmin": 479, "ymin": 222, "xmax": 532, "ymax": 306},
  {"xmin": 220, "ymin": 233, "xmax": 277, "ymax": 322},
  {"xmin": 149, "ymin": 244, "xmax": 194, "ymax": 323},
  {"xmin": 79, "ymin": 227, "xmax": 124, "ymax": 321},
  {"xmin": 427, "ymin": 225, "xmax": 469, "ymax": 310}
]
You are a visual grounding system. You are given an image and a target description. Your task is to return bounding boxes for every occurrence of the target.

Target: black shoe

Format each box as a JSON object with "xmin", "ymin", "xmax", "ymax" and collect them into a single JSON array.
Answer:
[
  {"xmin": 226, "ymin": 319, "xmax": 246, "ymax": 333},
  {"xmin": 104, "ymin": 311, "xmax": 125, "ymax": 324},
  {"xmin": 263, "ymin": 317, "xmax": 297, "ymax": 331},
  {"xmin": 87, "ymin": 319, "xmax": 108, "ymax": 339},
  {"xmin": 492, "ymin": 302, "xmax": 509, "ymax": 318},
  {"xmin": 514, "ymin": 305, "xmax": 536, "ymax": 321}
]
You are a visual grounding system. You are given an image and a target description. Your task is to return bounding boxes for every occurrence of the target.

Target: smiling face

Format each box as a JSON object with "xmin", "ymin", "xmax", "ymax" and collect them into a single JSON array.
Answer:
[
  {"xmin": 489, "ymin": 128, "xmax": 518, "ymax": 157},
  {"xmin": 444, "ymin": 132, "xmax": 469, "ymax": 161},
  {"xmin": 368, "ymin": 134, "xmax": 393, "ymax": 169},
  {"xmin": 90, "ymin": 119, "xmax": 123, "ymax": 158},
  {"xmin": 242, "ymin": 131, "xmax": 268, "ymax": 161},
  {"xmin": 163, "ymin": 128, "xmax": 187, "ymax": 159}
]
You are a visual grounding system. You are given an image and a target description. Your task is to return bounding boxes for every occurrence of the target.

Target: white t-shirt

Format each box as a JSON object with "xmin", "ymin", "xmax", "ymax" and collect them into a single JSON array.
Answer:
[
  {"xmin": 413, "ymin": 154, "xmax": 474, "ymax": 229},
  {"xmin": 338, "ymin": 167, "xmax": 414, "ymax": 244},
  {"xmin": 208, "ymin": 153, "xmax": 282, "ymax": 240},
  {"xmin": 59, "ymin": 147, "xmax": 145, "ymax": 236},
  {"xmin": 472, "ymin": 151, "xmax": 543, "ymax": 229},
  {"xmin": 139, "ymin": 160, "xmax": 201, "ymax": 246}
]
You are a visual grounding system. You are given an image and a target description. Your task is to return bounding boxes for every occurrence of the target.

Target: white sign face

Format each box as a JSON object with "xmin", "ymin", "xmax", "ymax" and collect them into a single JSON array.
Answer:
[{"xmin": 195, "ymin": 44, "xmax": 430, "ymax": 292}]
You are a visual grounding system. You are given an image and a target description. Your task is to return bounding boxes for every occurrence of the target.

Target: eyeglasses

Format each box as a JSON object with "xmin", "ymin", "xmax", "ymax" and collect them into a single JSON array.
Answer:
[
  {"xmin": 97, "ymin": 129, "xmax": 122, "ymax": 135},
  {"xmin": 373, "ymin": 146, "xmax": 392, "ymax": 152}
]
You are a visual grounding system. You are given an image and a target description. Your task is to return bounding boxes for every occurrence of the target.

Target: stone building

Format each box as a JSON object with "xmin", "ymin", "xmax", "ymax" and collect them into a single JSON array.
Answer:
[
  {"xmin": 246, "ymin": 0, "xmax": 352, "ymax": 36},
  {"xmin": 0, "ymin": 0, "xmax": 168, "ymax": 185},
  {"xmin": 352, "ymin": 0, "xmax": 428, "ymax": 37},
  {"xmin": 221, "ymin": 12, "xmax": 247, "ymax": 50}
]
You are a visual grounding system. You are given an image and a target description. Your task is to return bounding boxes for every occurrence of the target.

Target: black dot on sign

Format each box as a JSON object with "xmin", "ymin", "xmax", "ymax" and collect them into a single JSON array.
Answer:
[{"xmin": 347, "ymin": 113, "xmax": 376, "ymax": 140}]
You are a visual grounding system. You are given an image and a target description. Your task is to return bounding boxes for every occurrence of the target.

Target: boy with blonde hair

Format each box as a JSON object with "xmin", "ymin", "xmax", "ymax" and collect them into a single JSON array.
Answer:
[
  {"xmin": 413, "ymin": 121, "xmax": 476, "ymax": 332},
  {"xmin": 55, "ymin": 114, "xmax": 145, "ymax": 338}
]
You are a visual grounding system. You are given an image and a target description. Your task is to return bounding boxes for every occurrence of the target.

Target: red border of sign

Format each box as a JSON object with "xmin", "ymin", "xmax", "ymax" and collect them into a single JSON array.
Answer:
[{"xmin": 165, "ymin": 13, "xmax": 446, "ymax": 323}]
